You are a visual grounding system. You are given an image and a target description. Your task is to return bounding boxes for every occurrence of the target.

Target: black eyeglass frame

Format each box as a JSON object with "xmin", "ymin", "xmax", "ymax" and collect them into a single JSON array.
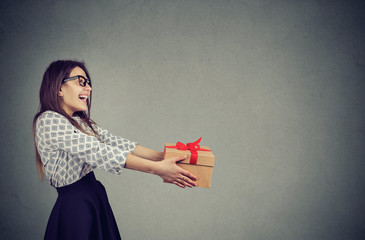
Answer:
[{"xmin": 62, "ymin": 75, "xmax": 91, "ymax": 87}]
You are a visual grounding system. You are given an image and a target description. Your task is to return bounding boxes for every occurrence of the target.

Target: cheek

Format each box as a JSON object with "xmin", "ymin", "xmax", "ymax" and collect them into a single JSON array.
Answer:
[
  {"xmin": 66, "ymin": 86, "xmax": 78, "ymax": 96},
  {"xmin": 63, "ymin": 90, "xmax": 78, "ymax": 104}
]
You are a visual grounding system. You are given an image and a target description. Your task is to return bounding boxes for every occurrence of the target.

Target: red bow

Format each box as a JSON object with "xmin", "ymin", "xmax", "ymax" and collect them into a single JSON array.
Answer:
[{"xmin": 166, "ymin": 137, "xmax": 210, "ymax": 164}]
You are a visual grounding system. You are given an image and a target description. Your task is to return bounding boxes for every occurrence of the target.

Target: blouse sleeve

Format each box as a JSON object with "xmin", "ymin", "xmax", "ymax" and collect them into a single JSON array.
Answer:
[
  {"xmin": 92, "ymin": 124, "xmax": 139, "ymax": 152},
  {"xmin": 36, "ymin": 111, "xmax": 137, "ymax": 173}
]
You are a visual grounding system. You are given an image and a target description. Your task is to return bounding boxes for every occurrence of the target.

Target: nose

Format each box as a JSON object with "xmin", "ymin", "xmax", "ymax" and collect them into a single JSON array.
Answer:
[{"xmin": 84, "ymin": 83, "xmax": 92, "ymax": 92}]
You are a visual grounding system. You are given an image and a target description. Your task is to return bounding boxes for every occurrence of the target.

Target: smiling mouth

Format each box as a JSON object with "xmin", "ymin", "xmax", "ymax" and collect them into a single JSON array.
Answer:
[{"xmin": 79, "ymin": 95, "xmax": 88, "ymax": 103}]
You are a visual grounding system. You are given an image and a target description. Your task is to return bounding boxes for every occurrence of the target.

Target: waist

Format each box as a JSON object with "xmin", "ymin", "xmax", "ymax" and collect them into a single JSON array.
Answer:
[{"xmin": 56, "ymin": 171, "xmax": 97, "ymax": 195}]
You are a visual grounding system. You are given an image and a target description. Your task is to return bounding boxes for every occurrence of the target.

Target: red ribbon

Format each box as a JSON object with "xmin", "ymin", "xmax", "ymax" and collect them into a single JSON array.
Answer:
[{"xmin": 165, "ymin": 137, "xmax": 211, "ymax": 164}]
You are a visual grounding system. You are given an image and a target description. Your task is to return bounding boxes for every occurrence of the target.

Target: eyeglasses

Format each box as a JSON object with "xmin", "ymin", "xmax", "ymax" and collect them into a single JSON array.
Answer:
[{"xmin": 62, "ymin": 75, "xmax": 91, "ymax": 87}]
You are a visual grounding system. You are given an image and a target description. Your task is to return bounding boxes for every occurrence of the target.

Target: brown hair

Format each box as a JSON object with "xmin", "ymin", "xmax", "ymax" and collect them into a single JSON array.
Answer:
[{"xmin": 33, "ymin": 60, "xmax": 97, "ymax": 180}]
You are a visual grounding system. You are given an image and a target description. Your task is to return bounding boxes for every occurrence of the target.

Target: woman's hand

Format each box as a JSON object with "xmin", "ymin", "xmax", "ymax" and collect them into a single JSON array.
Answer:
[
  {"xmin": 154, "ymin": 155, "xmax": 198, "ymax": 188},
  {"xmin": 125, "ymin": 152, "xmax": 197, "ymax": 188}
]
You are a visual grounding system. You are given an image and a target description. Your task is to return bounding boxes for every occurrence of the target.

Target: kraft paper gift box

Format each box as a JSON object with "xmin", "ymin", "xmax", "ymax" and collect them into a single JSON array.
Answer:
[{"xmin": 163, "ymin": 138, "xmax": 215, "ymax": 188}]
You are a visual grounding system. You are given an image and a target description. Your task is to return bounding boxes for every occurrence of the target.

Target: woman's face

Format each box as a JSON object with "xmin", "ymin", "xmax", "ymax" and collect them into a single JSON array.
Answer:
[{"xmin": 59, "ymin": 67, "xmax": 92, "ymax": 117}]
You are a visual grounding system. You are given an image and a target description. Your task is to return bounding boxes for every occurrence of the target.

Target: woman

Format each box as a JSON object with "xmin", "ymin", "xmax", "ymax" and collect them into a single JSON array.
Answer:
[{"xmin": 33, "ymin": 60, "xmax": 197, "ymax": 239}]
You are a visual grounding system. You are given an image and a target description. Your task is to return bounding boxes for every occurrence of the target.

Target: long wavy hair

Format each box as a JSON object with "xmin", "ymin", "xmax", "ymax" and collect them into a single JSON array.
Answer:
[{"xmin": 33, "ymin": 60, "xmax": 97, "ymax": 180}]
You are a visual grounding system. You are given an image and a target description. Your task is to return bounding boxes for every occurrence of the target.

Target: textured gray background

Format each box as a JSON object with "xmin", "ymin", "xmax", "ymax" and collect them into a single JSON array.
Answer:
[{"xmin": 1, "ymin": 0, "xmax": 364, "ymax": 239}]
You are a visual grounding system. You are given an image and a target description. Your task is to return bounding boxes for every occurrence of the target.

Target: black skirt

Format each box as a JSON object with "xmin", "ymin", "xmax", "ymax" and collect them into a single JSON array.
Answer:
[{"xmin": 44, "ymin": 172, "xmax": 122, "ymax": 240}]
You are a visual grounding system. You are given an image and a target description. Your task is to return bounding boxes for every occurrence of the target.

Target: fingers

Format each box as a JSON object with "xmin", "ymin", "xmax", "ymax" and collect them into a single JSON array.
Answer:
[
  {"xmin": 165, "ymin": 179, "xmax": 186, "ymax": 188},
  {"xmin": 172, "ymin": 174, "xmax": 198, "ymax": 188},
  {"xmin": 172, "ymin": 156, "xmax": 198, "ymax": 183},
  {"xmin": 173, "ymin": 177, "xmax": 195, "ymax": 188},
  {"xmin": 163, "ymin": 175, "xmax": 198, "ymax": 188},
  {"xmin": 160, "ymin": 155, "xmax": 199, "ymax": 188},
  {"xmin": 181, "ymin": 169, "xmax": 198, "ymax": 182},
  {"xmin": 172, "ymin": 180, "xmax": 186, "ymax": 188},
  {"xmin": 168, "ymin": 155, "xmax": 188, "ymax": 163},
  {"xmin": 178, "ymin": 175, "xmax": 197, "ymax": 188},
  {"xmin": 175, "ymin": 167, "xmax": 198, "ymax": 188}
]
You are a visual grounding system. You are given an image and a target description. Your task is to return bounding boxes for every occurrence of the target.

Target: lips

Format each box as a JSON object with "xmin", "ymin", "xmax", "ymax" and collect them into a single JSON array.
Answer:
[{"xmin": 79, "ymin": 94, "xmax": 88, "ymax": 103}]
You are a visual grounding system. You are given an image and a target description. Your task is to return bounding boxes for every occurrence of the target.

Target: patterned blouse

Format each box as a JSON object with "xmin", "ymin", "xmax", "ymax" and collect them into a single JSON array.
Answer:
[{"xmin": 35, "ymin": 110, "xmax": 138, "ymax": 187}]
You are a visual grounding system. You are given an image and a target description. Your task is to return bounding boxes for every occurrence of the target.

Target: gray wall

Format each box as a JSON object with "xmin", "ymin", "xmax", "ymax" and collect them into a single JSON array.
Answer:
[{"xmin": 1, "ymin": 0, "xmax": 364, "ymax": 239}]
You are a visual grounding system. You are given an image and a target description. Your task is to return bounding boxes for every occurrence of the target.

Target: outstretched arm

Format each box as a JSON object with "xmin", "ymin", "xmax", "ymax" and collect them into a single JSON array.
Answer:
[
  {"xmin": 132, "ymin": 145, "xmax": 164, "ymax": 161},
  {"xmin": 125, "ymin": 153, "xmax": 197, "ymax": 188}
]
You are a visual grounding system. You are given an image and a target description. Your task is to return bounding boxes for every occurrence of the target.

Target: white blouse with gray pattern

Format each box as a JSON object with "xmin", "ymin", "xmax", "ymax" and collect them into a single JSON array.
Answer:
[{"xmin": 35, "ymin": 110, "xmax": 138, "ymax": 187}]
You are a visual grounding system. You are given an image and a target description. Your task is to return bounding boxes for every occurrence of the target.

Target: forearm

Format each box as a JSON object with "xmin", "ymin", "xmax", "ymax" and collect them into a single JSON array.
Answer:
[
  {"xmin": 124, "ymin": 153, "xmax": 159, "ymax": 174},
  {"xmin": 124, "ymin": 153, "xmax": 197, "ymax": 188},
  {"xmin": 132, "ymin": 145, "xmax": 164, "ymax": 161}
]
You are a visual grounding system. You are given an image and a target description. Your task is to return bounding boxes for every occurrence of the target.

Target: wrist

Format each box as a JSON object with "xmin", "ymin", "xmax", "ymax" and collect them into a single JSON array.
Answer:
[
  {"xmin": 152, "ymin": 151, "xmax": 164, "ymax": 161},
  {"xmin": 133, "ymin": 145, "xmax": 164, "ymax": 161},
  {"xmin": 150, "ymin": 161, "xmax": 162, "ymax": 176},
  {"xmin": 125, "ymin": 153, "xmax": 161, "ymax": 175}
]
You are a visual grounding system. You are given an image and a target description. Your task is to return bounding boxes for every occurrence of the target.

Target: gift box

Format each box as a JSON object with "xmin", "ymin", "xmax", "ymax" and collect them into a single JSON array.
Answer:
[{"xmin": 163, "ymin": 138, "xmax": 215, "ymax": 188}]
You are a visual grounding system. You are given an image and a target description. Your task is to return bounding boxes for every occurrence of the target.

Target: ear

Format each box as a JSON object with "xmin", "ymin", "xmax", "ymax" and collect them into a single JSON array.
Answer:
[{"xmin": 59, "ymin": 88, "xmax": 64, "ymax": 97}]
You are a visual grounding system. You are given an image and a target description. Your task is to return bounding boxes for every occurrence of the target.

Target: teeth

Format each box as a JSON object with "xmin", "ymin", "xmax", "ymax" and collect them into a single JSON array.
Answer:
[{"xmin": 79, "ymin": 95, "xmax": 88, "ymax": 99}]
